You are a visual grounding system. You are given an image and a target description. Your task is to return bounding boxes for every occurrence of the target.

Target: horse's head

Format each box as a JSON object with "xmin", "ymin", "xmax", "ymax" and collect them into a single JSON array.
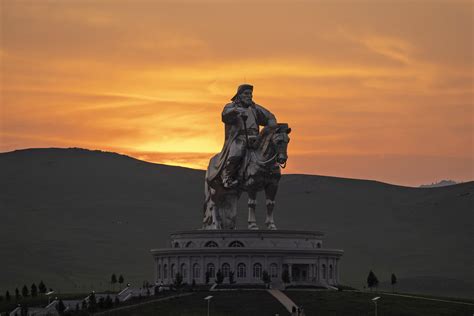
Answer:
[{"xmin": 272, "ymin": 123, "xmax": 291, "ymax": 165}]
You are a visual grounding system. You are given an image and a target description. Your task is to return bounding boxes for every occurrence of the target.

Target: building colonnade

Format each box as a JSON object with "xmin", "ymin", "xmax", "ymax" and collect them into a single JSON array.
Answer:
[{"xmin": 154, "ymin": 255, "xmax": 340, "ymax": 285}]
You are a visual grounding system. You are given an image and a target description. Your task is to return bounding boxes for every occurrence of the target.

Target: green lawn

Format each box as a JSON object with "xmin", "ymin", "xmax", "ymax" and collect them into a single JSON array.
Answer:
[
  {"xmin": 102, "ymin": 291, "xmax": 288, "ymax": 316},
  {"xmin": 4, "ymin": 290, "xmax": 474, "ymax": 316},
  {"xmin": 285, "ymin": 290, "xmax": 474, "ymax": 316}
]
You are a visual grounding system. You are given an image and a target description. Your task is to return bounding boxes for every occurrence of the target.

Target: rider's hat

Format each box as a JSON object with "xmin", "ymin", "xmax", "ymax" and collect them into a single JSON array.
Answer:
[{"xmin": 231, "ymin": 84, "xmax": 253, "ymax": 101}]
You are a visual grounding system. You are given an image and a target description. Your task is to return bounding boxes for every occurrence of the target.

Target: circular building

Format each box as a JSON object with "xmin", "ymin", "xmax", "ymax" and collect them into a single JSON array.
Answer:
[{"xmin": 151, "ymin": 230, "xmax": 343, "ymax": 286}]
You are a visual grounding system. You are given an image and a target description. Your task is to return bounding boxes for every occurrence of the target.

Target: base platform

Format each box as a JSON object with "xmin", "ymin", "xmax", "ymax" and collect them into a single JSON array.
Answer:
[{"xmin": 151, "ymin": 230, "xmax": 343, "ymax": 286}]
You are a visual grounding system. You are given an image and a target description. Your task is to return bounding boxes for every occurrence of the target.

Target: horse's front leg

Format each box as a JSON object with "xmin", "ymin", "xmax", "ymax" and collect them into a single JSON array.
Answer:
[
  {"xmin": 247, "ymin": 191, "xmax": 258, "ymax": 230},
  {"xmin": 264, "ymin": 181, "xmax": 279, "ymax": 230}
]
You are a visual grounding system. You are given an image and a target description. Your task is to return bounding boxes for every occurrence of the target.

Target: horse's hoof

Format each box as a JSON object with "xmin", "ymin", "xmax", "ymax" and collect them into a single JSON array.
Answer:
[
  {"xmin": 267, "ymin": 223, "xmax": 277, "ymax": 230},
  {"xmin": 248, "ymin": 223, "xmax": 259, "ymax": 230}
]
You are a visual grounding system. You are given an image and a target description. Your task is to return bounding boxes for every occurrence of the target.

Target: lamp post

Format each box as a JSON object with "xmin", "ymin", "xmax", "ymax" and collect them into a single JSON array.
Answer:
[
  {"xmin": 204, "ymin": 295, "xmax": 213, "ymax": 316},
  {"xmin": 372, "ymin": 296, "xmax": 380, "ymax": 316},
  {"xmin": 45, "ymin": 291, "xmax": 55, "ymax": 304}
]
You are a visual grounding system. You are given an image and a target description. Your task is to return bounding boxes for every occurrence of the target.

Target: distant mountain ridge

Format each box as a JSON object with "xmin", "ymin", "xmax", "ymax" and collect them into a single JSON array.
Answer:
[
  {"xmin": 1, "ymin": 148, "xmax": 473, "ymax": 299},
  {"xmin": 420, "ymin": 179, "xmax": 458, "ymax": 188}
]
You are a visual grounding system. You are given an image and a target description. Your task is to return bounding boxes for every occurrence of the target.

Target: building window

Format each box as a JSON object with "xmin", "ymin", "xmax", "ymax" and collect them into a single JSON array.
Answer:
[
  {"xmin": 181, "ymin": 263, "xmax": 187, "ymax": 279},
  {"xmin": 253, "ymin": 263, "xmax": 262, "ymax": 279},
  {"xmin": 173, "ymin": 242, "xmax": 180, "ymax": 248},
  {"xmin": 193, "ymin": 263, "xmax": 200, "ymax": 279},
  {"xmin": 222, "ymin": 263, "xmax": 230, "ymax": 278},
  {"xmin": 157, "ymin": 264, "xmax": 161, "ymax": 279},
  {"xmin": 207, "ymin": 263, "xmax": 215, "ymax": 278},
  {"xmin": 204, "ymin": 241, "xmax": 218, "ymax": 247},
  {"xmin": 163, "ymin": 264, "xmax": 168, "ymax": 279},
  {"xmin": 185, "ymin": 241, "xmax": 196, "ymax": 248},
  {"xmin": 322, "ymin": 264, "xmax": 327, "ymax": 279},
  {"xmin": 237, "ymin": 263, "xmax": 246, "ymax": 278},
  {"xmin": 228, "ymin": 240, "xmax": 245, "ymax": 247},
  {"xmin": 171, "ymin": 264, "xmax": 176, "ymax": 279},
  {"xmin": 270, "ymin": 263, "xmax": 278, "ymax": 278},
  {"xmin": 329, "ymin": 265, "xmax": 333, "ymax": 279},
  {"xmin": 317, "ymin": 243, "xmax": 321, "ymax": 248}
]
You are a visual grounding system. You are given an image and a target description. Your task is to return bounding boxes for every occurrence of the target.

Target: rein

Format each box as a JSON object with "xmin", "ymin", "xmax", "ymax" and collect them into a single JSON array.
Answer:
[{"xmin": 253, "ymin": 128, "xmax": 286, "ymax": 169}]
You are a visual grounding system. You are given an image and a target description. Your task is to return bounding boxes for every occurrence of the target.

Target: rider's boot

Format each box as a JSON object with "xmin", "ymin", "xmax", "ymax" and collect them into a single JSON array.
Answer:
[{"xmin": 222, "ymin": 157, "xmax": 240, "ymax": 189}]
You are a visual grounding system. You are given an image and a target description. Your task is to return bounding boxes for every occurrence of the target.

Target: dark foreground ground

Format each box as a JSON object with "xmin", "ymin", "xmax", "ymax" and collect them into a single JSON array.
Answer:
[
  {"xmin": 97, "ymin": 290, "xmax": 473, "ymax": 316},
  {"xmin": 100, "ymin": 291, "xmax": 287, "ymax": 316},
  {"xmin": 286, "ymin": 290, "xmax": 474, "ymax": 316}
]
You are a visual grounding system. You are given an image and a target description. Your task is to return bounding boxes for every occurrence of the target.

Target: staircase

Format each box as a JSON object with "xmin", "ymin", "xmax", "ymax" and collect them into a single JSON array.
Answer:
[{"xmin": 267, "ymin": 289, "xmax": 297, "ymax": 313}]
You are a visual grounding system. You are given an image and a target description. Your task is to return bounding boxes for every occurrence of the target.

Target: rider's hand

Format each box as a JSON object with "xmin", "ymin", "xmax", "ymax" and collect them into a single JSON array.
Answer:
[{"xmin": 234, "ymin": 108, "xmax": 246, "ymax": 116}]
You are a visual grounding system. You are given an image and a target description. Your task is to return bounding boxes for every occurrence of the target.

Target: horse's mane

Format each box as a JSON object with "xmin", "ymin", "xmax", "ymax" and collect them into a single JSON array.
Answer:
[{"xmin": 255, "ymin": 123, "xmax": 289, "ymax": 154}]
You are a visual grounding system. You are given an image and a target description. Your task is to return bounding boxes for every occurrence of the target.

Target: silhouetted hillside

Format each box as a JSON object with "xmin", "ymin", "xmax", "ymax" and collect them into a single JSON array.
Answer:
[{"xmin": 1, "ymin": 148, "xmax": 473, "ymax": 298}]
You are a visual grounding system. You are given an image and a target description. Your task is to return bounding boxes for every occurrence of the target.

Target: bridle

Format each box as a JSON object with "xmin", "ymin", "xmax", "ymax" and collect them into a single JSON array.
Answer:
[{"xmin": 254, "ymin": 128, "xmax": 288, "ymax": 169}]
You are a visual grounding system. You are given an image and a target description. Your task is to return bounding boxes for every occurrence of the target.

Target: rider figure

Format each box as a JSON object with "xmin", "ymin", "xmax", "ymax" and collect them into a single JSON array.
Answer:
[{"xmin": 221, "ymin": 84, "xmax": 277, "ymax": 188}]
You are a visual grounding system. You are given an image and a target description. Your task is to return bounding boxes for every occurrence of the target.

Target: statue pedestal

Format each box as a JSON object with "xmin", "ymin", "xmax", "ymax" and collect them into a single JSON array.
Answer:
[{"xmin": 151, "ymin": 230, "xmax": 343, "ymax": 286}]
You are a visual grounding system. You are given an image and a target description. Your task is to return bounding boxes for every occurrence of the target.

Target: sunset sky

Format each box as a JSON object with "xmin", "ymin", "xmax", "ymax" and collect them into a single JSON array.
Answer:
[{"xmin": 1, "ymin": 0, "xmax": 472, "ymax": 186}]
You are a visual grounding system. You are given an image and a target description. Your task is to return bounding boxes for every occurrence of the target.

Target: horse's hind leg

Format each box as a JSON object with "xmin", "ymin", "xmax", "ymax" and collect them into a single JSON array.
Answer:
[
  {"xmin": 247, "ymin": 191, "xmax": 259, "ymax": 230},
  {"xmin": 264, "ymin": 182, "xmax": 278, "ymax": 230}
]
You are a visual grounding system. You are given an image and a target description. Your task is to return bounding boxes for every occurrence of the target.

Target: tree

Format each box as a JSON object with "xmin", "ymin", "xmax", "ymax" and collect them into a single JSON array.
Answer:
[
  {"xmin": 56, "ymin": 299, "xmax": 66, "ymax": 314},
  {"xmin": 88, "ymin": 292, "xmax": 97, "ymax": 312},
  {"xmin": 38, "ymin": 281, "xmax": 47, "ymax": 294},
  {"xmin": 146, "ymin": 288, "xmax": 151, "ymax": 296},
  {"xmin": 391, "ymin": 273, "xmax": 397, "ymax": 293},
  {"xmin": 31, "ymin": 283, "xmax": 38, "ymax": 297},
  {"xmin": 105, "ymin": 295, "xmax": 113, "ymax": 308},
  {"xmin": 367, "ymin": 270, "xmax": 379, "ymax": 291},
  {"xmin": 118, "ymin": 275, "xmax": 124, "ymax": 287},
  {"xmin": 21, "ymin": 285, "xmax": 29, "ymax": 298},
  {"xmin": 229, "ymin": 271, "xmax": 235, "ymax": 284},
  {"xmin": 174, "ymin": 273, "xmax": 183, "ymax": 289},
  {"xmin": 114, "ymin": 296, "xmax": 120, "ymax": 306},
  {"xmin": 111, "ymin": 274, "xmax": 117, "ymax": 291},
  {"xmin": 215, "ymin": 270, "xmax": 224, "ymax": 284},
  {"xmin": 20, "ymin": 306, "xmax": 28, "ymax": 316},
  {"xmin": 98, "ymin": 297, "xmax": 105, "ymax": 309},
  {"xmin": 205, "ymin": 271, "xmax": 210, "ymax": 285},
  {"xmin": 15, "ymin": 288, "xmax": 21, "ymax": 300},
  {"xmin": 5, "ymin": 291, "xmax": 11, "ymax": 301},
  {"xmin": 282, "ymin": 269, "xmax": 290, "ymax": 284},
  {"xmin": 81, "ymin": 300, "xmax": 87, "ymax": 311},
  {"xmin": 262, "ymin": 270, "xmax": 271, "ymax": 288}
]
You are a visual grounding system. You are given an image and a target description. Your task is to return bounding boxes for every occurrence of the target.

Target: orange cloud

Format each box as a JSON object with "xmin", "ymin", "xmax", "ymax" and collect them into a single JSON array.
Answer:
[{"xmin": 1, "ymin": 0, "xmax": 472, "ymax": 186}]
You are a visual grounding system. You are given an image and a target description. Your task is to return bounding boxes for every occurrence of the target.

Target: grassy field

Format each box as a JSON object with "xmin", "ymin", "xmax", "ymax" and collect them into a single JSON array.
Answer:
[
  {"xmin": 285, "ymin": 290, "xmax": 474, "ymax": 316},
  {"xmin": 99, "ymin": 290, "xmax": 474, "ymax": 316},
  {"xmin": 3, "ymin": 290, "xmax": 474, "ymax": 315},
  {"xmin": 101, "ymin": 291, "xmax": 288, "ymax": 316}
]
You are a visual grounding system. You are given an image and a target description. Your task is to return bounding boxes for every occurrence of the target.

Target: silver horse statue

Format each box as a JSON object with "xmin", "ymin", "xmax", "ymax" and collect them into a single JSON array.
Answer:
[{"xmin": 203, "ymin": 123, "xmax": 291, "ymax": 230}]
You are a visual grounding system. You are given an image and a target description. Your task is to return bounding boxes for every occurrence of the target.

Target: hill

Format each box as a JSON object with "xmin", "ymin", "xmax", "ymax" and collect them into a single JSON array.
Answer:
[{"xmin": 0, "ymin": 148, "xmax": 472, "ymax": 298}]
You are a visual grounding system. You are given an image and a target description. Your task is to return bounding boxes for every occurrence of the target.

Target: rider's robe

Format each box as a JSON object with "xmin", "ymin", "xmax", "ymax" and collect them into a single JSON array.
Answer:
[{"xmin": 206, "ymin": 101, "xmax": 277, "ymax": 185}]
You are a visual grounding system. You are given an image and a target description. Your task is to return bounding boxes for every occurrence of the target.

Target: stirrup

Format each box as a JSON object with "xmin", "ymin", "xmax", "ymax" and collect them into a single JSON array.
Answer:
[{"xmin": 223, "ymin": 178, "xmax": 238, "ymax": 189}]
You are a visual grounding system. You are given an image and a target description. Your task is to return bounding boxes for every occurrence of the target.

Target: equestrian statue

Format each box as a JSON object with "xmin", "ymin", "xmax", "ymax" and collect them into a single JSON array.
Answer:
[{"xmin": 203, "ymin": 84, "xmax": 291, "ymax": 230}]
